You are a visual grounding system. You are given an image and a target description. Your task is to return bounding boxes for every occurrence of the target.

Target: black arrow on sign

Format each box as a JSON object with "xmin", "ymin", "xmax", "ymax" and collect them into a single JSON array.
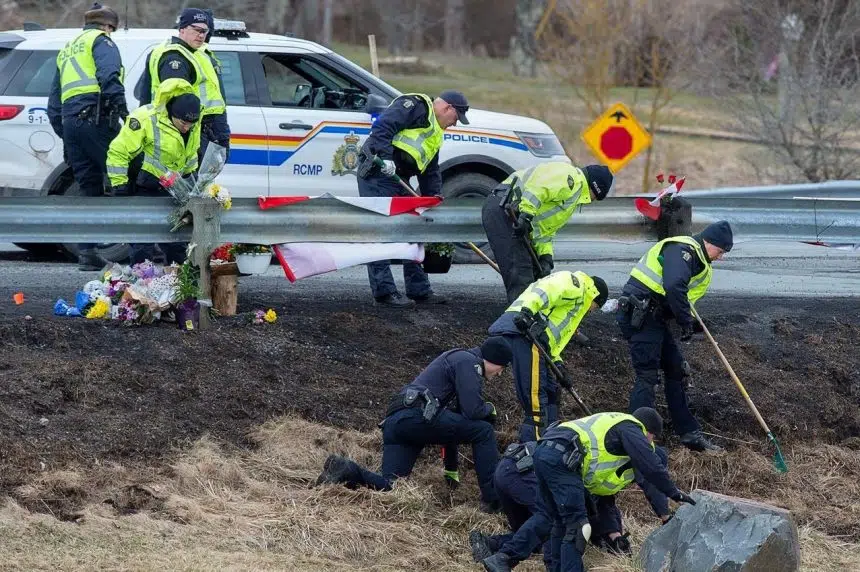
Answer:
[{"xmin": 611, "ymin": 110, "xmax": 627, "ymax": 122}]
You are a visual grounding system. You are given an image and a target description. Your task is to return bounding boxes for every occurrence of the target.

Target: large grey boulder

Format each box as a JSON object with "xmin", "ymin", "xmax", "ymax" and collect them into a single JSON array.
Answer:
[{"xmin": 639, "ymin": 490, "xmax": 800, "ymax": 572}]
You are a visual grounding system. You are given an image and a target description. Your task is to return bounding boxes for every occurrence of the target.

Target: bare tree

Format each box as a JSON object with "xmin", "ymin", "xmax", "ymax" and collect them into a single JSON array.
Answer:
[
  {"xmin": 539, "ymin": 0, "xmax": 711, "ymax": 189},
  {"xmin": 706, "ymin": 0, "xmax": 860, "ymax": 182},
  {"xmin": 444, "ymin": 0, "xmax": 465, "ymax": 53}
]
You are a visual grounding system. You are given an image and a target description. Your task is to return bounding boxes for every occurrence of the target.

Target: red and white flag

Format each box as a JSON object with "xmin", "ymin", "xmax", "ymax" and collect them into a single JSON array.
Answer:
[
  {"xmin": 274, "ymin": 242, "xmax": 425, "ymax": 282},
  {"xmin": 258, "ymin": 193, "xmax": 442, "ymax": 216},
  {"xmin": 634, "ymin": 177, "xmax": 686, "ymax": 221},
  {"xmin": 258, "ymin": 194, "xmax": 443, "ymax": 282}
]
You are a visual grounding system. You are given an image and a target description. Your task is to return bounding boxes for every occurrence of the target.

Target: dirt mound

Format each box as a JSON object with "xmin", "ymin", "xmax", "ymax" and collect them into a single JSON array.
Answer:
[{"xmin": 0, "ymin": 296, "xmax": 858, "ymax": 535}]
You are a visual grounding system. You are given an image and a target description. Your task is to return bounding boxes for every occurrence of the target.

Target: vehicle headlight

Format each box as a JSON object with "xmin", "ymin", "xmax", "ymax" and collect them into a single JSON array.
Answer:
[{"xmin": 515, "ymin": 132, "xmax": 566, "ymax": 158}]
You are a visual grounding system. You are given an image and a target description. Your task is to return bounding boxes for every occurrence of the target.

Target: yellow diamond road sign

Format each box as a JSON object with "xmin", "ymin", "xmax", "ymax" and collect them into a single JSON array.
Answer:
[{"xmin": 580, "ymin": 103, "xmax": 652, "ymax": 173}]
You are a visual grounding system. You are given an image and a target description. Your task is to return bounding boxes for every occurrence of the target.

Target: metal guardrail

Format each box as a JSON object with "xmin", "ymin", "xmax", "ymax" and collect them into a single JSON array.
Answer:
[
  {"xmin": 1, "ymin": 195, "xmax": 858, "ymax": 244},
  {"xmin": 646, "ymin": 180, "xmax": 860, "ymax": 199}
]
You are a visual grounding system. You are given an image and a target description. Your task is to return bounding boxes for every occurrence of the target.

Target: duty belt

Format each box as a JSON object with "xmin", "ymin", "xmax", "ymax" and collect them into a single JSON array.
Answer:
[{"xmin": 539, "ymin": 437, "xmax": 584, "ymax": 471}]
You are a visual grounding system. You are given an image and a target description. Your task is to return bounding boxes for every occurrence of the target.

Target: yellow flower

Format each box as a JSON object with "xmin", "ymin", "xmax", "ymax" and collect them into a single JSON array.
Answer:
[
  {"xmin": 85, "ymin": 298, "xmax": 110, "ymax": 319},
  {"xmin": 222, "ymin": 197, "xmax": 232, "ymax": 210},
  {"xmin": 264, "ymin": 309, "xmax": 277, "ymax": 323},
  {"xmin": 208, "ymin": 183, "xmax": 221, "ymax": 198}
]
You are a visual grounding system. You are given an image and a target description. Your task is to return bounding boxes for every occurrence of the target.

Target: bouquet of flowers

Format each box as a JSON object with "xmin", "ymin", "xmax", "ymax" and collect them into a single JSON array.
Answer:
[
  {"xmin": 210, "ymin": 243, "xmax": 239, "ymax": 277},
  {"xmin": 164, "ymin": 142, "xmax": 230, "ymax": 230}
]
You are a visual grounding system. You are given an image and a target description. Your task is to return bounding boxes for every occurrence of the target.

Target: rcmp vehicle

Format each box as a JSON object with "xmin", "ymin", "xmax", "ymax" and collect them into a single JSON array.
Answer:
[{"xmin": 0, "ymin": 20, "xmax": 569, "ymax": 258}]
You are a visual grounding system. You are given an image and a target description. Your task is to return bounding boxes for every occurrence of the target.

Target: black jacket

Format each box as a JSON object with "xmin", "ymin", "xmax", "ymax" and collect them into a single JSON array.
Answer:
[
  {"xmin": 398, "ymin": 348, "xmax": 493, "ymax": 420},
  {"xmin": 362, "ymin": 94, "xmax": 442, "ymax": 196}
]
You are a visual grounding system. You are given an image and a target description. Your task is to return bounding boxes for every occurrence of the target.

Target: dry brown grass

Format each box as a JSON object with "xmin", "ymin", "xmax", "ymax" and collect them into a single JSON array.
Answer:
[{"xmin": 0, "ymin": 416, "xmax": 858, "ymax": 571}]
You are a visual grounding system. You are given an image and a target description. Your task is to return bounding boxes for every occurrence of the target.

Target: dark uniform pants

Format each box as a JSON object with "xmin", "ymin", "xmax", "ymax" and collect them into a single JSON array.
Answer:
[
  {"xmin": 62, "ymin": 115, "xmax": 120, "ymax": 251},
  {"xmin": 128, "ymin": 178, "xmax": 187, "ymax": 265},
  {"xmin": 481, "ymin": 191, "xmax": 537, "ymax": 303},
  {"xmin": 509, "ymin": 332, "xmax": 558, "ymax": 442},
  {"xmin": 356, "ymin": 407, "xmax": 500, "ymax": 503},
  {"xmin": 492, "ymin": 457, "xmax": 552, "ymax": 565},
  {"xmin": 533, "ymin": 443, "xmax": 588, "ymax": 572},
  {"xmin": 616, "ymin": 307, "xmax": 700, "ymax": 436},
  {"xmin": 357, "ymin": 173, "xmax": 432, "ymax": 299}
]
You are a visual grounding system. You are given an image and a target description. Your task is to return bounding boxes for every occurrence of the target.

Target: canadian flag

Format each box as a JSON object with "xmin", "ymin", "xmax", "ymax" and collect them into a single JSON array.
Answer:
[
  {"xmin": 258, "ymin": 193, "xmax": 442, "ymax": 216},
  {"xmin": 258, "ymin": 194, "xmax": 444, "ymax": 282},
  {"xmin": 634, "ymin": 177, "xmax": 686, "ymax": 221}
]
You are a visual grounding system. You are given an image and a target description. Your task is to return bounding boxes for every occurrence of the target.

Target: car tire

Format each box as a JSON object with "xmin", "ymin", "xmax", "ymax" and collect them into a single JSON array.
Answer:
[
  {"xmin": 60, "ymin": 179, "xmax": 129, "ymax": 263},
  {"xmin": 441, "ymin": 172, "xmax": 501, "ymax": 264}
]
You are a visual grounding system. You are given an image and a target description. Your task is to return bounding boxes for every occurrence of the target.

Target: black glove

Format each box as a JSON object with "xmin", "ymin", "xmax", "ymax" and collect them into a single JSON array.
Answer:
[
  {"xmin": 671, "ymin": 491, "xmax": 696, "ymax": 505},
  {"xmin": 679, "ymin": 324, "xmax": 694, "ymax": 343},
  {"xmin": 512, "ymin": 212, "xmax": 533, "ymax": 238},
  {"xmin": 513, "ymin": 307, "xmax": 536, "ymax": 333},
  {"xmin": 486, "ymin": 402, "xmax": 498, "ymax": 426},
  {"xmin": 661, "ymin": 513, "xmax": 674, "ymax": 525},
  {"xmin": 110, "ymin": 184, "xmax": 130, "ymax": 197},
  {"xmin": 117, "ymin": 104, "xmax": 129, "ymax": 121},
  {"xmin": 553, "ymin": 360, "xmax": 567, "ymax": 381},
  {"xmin": 606, "ymin": 533, "xmax": 632, "ymax": 555},
  {"xmin": 538, "ymin": 254, "xmax": 553, "ymax": 278}
]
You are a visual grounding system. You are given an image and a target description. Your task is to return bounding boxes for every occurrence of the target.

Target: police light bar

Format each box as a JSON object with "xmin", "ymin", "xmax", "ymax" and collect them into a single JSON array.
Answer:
[{"xmin": 213, "ymin": 19, "xmax": 246, "ymax": 32}]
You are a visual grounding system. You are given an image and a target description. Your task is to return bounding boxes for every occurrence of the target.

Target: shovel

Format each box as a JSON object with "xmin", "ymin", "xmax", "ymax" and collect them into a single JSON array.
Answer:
[
  {"xmin": 371, "ymin": 156, "xmax": 501, "ymax": 273},
  {"xmin": 692, "ymin": 309, "xmax": 788, "ymax": 473}
]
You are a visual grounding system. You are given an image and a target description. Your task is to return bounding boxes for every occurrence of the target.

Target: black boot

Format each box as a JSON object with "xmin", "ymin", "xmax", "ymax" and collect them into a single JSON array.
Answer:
[
  {"xmin": 479, "ymin": 499, "xmax": 502, "ymax": 514},
  {"xmin": 316, "ymin": 454, "xmax": 363, "ymax": 487},
  {"xmin": 469, "ymin": 531, "xmax": 494, "ymax": 562},
  {"xmin": 410, "ymin": 292, "xmax": 448, "ymax": 305},
  {"xmin": 374, "ymin": 293, "xmax": 415, "ymax": 308},
  {"xmin": 77, "ymin": 250, "xmax": 107, "ymax": 271},
  {"xmin": 680, "ymin": 431, "xmax": 724, "ymax": 453},
  {"xmin": 481, "ymin": 552, "xmax": 512, "ymax": 572}
]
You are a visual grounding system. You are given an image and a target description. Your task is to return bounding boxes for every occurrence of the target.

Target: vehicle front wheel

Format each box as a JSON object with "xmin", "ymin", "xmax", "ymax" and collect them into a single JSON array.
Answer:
[{"xmin": 441, "ymin": 172, "xmax": 500, "ymax": 264}]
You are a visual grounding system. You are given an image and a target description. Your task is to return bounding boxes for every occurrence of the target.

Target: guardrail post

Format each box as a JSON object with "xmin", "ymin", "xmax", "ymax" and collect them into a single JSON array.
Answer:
[
  {"xmin": 657, "ymin": 196, "xmax": 692, "ymax": 238},
  {"xmin": 187, "ymin": 197, "xmax": 222, "ymax": 330}
]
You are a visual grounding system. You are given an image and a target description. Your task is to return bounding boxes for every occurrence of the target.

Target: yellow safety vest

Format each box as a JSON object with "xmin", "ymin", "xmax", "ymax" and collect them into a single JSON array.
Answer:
[
  {"xmin": 148, "ymin": 40, "xmax": 203, "ymax": 96},
  {"xmin": 560, "ymin": 412, "xmax": 653, "ymax": 496},
  {"xmin": 57, "ymin": 29, "xmax": 124, "ymax": 103},
  {"xmin": 195, "ymin": 46, "xmax": 226, "ymax": 116},
  {"xmin": 503, "ymin": 163, "xmax": 592, "ymax": 257},
  {"xmin": 106, "ymin": 78, "xmax": 201, "ymax": 187},
  {"xmin": 507, "ymin": 270, "xmax": 599, "ymax": 361},
  {"xmin": 630, "ymin": 236, "xmax": 712, "ymax": 305},
  {"xmin": 391, "ymin": 93, "xmax": 444, "ymax": 173}
]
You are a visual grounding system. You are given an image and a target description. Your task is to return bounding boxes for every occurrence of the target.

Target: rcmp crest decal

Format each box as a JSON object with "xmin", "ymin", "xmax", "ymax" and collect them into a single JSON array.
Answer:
[{"xmin": 331, "ymin": 130, "xmax": 361, "ymax": 176}]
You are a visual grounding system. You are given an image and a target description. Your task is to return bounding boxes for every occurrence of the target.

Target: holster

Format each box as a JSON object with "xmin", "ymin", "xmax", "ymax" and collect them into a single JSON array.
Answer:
[
  {"xmin": 503, "ymin": 442, "xmax": 535, "ymax": 473},
  {"xmin": 356, "ymin": 148, "xmax": 377, "ymax": 179},
  {"xmin": 619, "ymin": 294, "xmax": 652, "ymax": 330},
  {"xmin": 386, "ymin": 387, "xmax": 441, "ymax": 422}
]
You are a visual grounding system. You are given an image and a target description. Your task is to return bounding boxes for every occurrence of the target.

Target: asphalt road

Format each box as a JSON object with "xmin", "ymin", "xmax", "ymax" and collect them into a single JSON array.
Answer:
[{"xmin": 1, "ymin": 241, "xmax": 857, "ymax": 310}]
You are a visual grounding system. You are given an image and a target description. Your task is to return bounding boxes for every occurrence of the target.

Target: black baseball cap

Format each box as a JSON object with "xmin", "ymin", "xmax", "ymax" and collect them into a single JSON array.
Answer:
[{"xmin": 439, "ymin": 90, "xmax": 469, "ymax": 125}]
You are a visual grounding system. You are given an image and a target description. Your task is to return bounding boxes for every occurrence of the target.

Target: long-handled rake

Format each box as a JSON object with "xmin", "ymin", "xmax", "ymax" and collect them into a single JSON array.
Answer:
[{"xmin": 693, "ymin": 309, "xmax": 788, "ymax": 473}]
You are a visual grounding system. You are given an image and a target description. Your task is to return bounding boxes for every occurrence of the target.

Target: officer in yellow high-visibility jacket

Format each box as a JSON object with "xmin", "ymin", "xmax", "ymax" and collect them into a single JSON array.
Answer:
[
  {"xmin": 616, "ymin": 221, "xmax": 733, "ymax": 454},
  {"xmin": 106, "ymin": 78, "xmax": 201, "ymax": 265},
  {"xmin": 528, "ymin": 408, "xmax": 695, "ymax": 572},
  {"xmin": 482, "ymin": 163, "xmax": 613, "ymax": 303},
  {"xmin": 355, "ymin": 90, "xmax": 469, "ymax": 308},
  {"xmin": 488, "ymin": 271, "xmax": 608, "ymax": 442},
  {"xmin": 47, "ymin": 2, "xmax": 127, "ymax": 271},
  {"xmin": 136, "ymin": 8, "xmax": 230, "ymax": 161}
]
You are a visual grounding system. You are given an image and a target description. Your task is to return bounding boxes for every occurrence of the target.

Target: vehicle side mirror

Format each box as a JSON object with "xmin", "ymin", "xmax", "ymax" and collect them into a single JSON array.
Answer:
[{"xmin": 364, "ymin": 93, "xmax": 389, "ymax": 114}]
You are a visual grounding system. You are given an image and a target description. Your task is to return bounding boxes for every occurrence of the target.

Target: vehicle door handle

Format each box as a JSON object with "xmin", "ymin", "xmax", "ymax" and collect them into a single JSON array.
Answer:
[{"xmin": 279, "ymin": 122, "xmax": 314, "ymax": 131}]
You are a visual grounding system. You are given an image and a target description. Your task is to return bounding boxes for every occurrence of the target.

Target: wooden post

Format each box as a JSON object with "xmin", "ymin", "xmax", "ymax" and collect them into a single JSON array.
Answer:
[
  {"xmin": 188, "ymin": 197, "xmax": 222, "ymax": 330},
  {"xmin": 368, "ymin": 34, "xmax": 380, "ymax": 77},
  {"xmin": 211, "ymin": 274, "xmax": 238, "ymax": 316}
]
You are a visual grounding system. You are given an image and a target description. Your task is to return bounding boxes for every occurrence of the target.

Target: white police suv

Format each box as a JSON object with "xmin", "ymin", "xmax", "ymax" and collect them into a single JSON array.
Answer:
[{"xmin": 0, "ymin": 20, "xmax": 569, "ymax": 256}]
